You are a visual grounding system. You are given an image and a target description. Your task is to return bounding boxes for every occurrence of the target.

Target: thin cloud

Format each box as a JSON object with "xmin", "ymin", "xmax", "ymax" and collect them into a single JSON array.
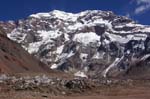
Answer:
[
  {"xmin": 134, "ymin": 0, "xmax": 150, "ymax": 14},
  {"xmin": 126, "ymin": 13, "xmax": 131, "ymax": 18},
  {"xmin": 136, "ymin": 0, "xmax": 150, "ymax": 4}
]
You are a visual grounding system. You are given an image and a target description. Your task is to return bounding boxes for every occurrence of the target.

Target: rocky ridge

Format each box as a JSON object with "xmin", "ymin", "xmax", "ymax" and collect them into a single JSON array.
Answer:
[{"xmin": 0, "ymin": 27, "xmax": 51, "ymax": 73}]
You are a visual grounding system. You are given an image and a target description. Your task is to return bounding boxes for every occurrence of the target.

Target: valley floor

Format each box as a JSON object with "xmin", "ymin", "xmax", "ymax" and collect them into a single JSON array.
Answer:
[{"xmin": 0, "ymin": 84, "xmax": 150, "ymax": 99}]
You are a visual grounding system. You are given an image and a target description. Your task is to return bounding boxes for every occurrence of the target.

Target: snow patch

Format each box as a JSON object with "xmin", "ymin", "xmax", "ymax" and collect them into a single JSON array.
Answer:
[
  {"xmin": 73, "ymin": 32, "xmax": 100, "ymax": 46},
  {"xmin": 64, "ymin": 33, "xmax": 70, "ymax": 41},
  {"xmin": 7, "ymin": 29, "xmax": 27, "ymax": 43},
  {"xmin": 37, "ymin": 30, "xmax": 61, "ymax": 40},
  {"xmin": 80, "ymin": 53, "xmax": 88, "ymax": 62},
  {"xmin": 92, "ymin": 52, "xmax": 105, "ymax": 59},
  {"xmin": 141, "ymin": 54, "xmax": 150, "ymax": 61},
  {"xmin": 30, "ymin": 13, "xmax": 50, "ymax": 18},
  {"xmin": 68, "ymin": 23, "xmax": 83, "ymax": 30},
  {"xmin": 105, "ymin": 32, "xmax": 133, "ymax": 43},
  {"xmin": 74, "ymin": 71, "xmax": 87, "ymax": 78},
  {"xmin": 102, "ymin": 56, "xmax": 124, "ymax": 77},
  {"xmin": 51, "ymin": 64, "xmax": 58, "ymax": 69},
  {"xmin": 140, "ymin": 27, "xmax": 150, "ymax": 32},
  {"xmin": 27, "ymin": 30, "xmax": 62, "ymax": 54},
  {"xmin": 67, "ymin": 51, "xmax": 75, "ymax": 58},
  {"xmin": 56, "ymin": 45, "xmax": 64, "ymax": 54},
  {"xmin": 50, "ymin": 10, "xmax": 78, "ymax": 21}
]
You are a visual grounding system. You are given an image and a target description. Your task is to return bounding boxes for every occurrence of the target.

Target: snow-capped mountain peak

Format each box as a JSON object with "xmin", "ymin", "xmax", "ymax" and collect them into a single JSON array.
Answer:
[
  {"xmin": 5, "ymin": 10, "xmax": 150, "ymax": 78},
  {"xmin": 30, "ymin": 10, "xmax": 78, "ymax": 21}
]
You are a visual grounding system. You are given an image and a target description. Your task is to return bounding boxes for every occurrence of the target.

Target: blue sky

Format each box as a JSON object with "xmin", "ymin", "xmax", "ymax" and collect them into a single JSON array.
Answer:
[{"xmin": 0, "ymin": 0, "xmax": 150, "ymax": 25}]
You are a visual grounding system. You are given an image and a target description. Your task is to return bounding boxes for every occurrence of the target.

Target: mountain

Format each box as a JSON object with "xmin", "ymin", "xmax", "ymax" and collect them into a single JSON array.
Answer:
[
  {"xmin": 0, "ymin": 26, "xmax": 50, "ymax": 73},
  {"xmin": 3, "ymin": 10, "xmax": 150, "ymax": 78}
]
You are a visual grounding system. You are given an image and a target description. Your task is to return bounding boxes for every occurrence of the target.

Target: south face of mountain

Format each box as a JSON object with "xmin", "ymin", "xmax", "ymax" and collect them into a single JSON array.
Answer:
[{"xmin": 3, "ymin": 10, "xmax": 150, "ymax": 79}]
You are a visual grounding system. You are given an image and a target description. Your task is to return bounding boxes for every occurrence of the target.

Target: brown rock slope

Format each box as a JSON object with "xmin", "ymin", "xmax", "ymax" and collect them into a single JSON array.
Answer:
[{"xmin": 0, "ymin": 27, "xmax": 50, "ymax": 73}]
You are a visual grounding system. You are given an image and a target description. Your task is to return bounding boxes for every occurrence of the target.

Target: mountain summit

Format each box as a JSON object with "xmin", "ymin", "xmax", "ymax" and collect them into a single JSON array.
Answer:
[{"xmin": 3, "ymin": 10, "xmax": 150, "ymax": 78}]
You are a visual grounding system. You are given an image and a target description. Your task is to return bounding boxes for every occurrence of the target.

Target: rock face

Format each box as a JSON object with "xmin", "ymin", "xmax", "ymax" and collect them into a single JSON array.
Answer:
[
  {"xmin": 4, "ymin": 10, "xmax": 150, "ymax": 78},
  {"xmin": 0, "ymin": 27, "xmax": 50, "ymax": 73}
]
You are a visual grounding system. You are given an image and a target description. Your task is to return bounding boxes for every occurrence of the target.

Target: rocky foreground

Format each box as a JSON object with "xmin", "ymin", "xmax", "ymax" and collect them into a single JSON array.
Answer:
[{"xmin": 0, "ymin": 74, "xmax": 150, "ymax": 99}]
